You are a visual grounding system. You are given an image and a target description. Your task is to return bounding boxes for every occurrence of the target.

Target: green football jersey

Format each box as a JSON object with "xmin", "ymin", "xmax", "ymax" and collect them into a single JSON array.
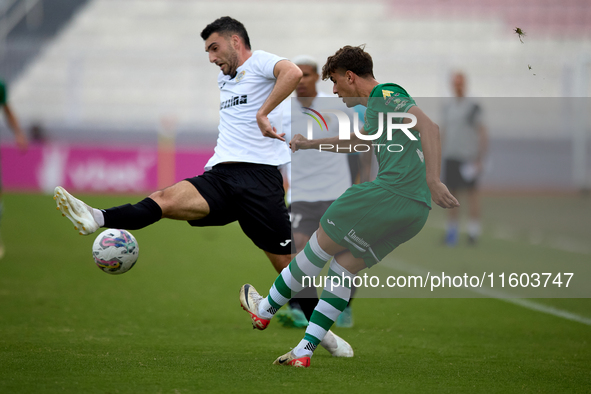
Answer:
[
  {"xmin": 0, "ymin": 80, "xmax": 6, "ymax": 106},
  {"xmin": 364, "ymin": 83, "xmax": 431, "ymax": 208}
]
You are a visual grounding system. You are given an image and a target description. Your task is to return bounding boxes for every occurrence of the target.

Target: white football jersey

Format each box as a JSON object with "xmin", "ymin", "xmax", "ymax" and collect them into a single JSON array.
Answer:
[
  {"xmin": 283, "ymin": 92, "xmax": 353, "ymax": 203},
  {"xmin": 205, "ymin": 50, "xmax": 291, "ymax": 170}
]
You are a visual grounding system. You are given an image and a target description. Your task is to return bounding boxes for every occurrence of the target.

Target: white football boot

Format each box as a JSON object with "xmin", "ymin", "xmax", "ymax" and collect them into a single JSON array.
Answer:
[
  {"xmin": 239, "ymin": 284, "xmax": 271, "ymax": 330},
  {"xmin": 273, "ymin": 350, "xmax": 311, "ymax": 367},
  {"xmin": 320, "ymin": 330, "xmax": 354, "ymax": 357},
  {"xmin": 54, "ymin": 186, "xmax": 100, "ymax": 235}
]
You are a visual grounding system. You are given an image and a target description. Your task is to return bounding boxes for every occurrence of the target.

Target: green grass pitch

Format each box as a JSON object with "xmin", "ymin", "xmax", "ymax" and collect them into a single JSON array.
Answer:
[{"xmin": 0, "ymin": 193, "xmax": 589, "ymax": 393}]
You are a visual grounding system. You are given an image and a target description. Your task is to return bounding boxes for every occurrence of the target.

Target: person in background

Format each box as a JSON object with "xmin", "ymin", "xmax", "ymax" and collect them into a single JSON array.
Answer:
[{"xmin": 441, "ymin": 72, "xmax": 488, "ymax": 246}]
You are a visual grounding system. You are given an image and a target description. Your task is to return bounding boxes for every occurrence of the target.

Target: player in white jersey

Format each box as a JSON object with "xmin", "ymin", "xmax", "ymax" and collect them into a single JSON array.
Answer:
[
  {"xmin": 54, "ymin": 16, "xmax": 297, "ymax": 268},
  {"xmin": 53, "ymin": 17, "xmax": 353, "ymax": 358},
  {"xmin": 54, "ymin": 17, "xmax": 298, "ymax": 270}
]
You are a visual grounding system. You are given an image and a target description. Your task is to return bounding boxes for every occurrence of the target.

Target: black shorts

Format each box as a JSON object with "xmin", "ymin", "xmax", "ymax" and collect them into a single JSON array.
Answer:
[
  {"xmin": 185, "ymin": 163, "xmax": 291, "ymax": 255},
  {"xmin": 288, "ymin": 200, "xmax": 334, "ymax": 254},
  {"xmin": 444, "ymin": 159, "xmax": 478, "ymax": 190}
]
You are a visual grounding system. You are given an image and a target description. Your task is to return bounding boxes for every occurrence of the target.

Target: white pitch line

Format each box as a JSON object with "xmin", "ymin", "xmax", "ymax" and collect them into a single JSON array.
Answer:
[
  {"xmin": 380, "ymin": 258, "xmax": 591, "ymax": 327},
  {"xmin": 499, "ymin": 298, "xmax": 591, "ymax": 326}
]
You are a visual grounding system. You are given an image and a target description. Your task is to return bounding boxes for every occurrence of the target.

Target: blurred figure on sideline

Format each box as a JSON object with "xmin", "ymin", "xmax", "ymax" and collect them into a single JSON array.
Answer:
[
  {"xmin": 441, "ymin": 72, "xmax": 488, "ymax": 246},
  {"xmin": 0, "ymin": 79, "xmax": 29, "ymax": 258}
]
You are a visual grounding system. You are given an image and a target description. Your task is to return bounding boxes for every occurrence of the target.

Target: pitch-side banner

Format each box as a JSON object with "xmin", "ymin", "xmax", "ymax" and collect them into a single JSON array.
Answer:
[{"xmin": 1, "ymin": 144, "xmax": 213, "ymax": 194}]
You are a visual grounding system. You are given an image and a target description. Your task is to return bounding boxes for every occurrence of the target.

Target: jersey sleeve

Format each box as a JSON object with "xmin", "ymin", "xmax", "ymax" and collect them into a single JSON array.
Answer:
[
  {"xmin": 364, "ymin": 85, "xmax": 416, "ymax": 135},
  {"xmin": 382, "ymin": 86, "xmax": 415, "ymax": 113},
  {"xmin": 251, "ymin": 51, "xmax": 287, "ymax": 80}
]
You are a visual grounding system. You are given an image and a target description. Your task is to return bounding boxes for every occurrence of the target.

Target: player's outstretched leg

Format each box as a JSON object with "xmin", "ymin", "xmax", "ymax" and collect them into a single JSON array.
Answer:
[
  {"xmin": 54, "ymin": 186, "xmax": 100, "ymax": 235},
  {"xmin": 54, "ymin": 186, "xmax": 163, "ymax": 235}
]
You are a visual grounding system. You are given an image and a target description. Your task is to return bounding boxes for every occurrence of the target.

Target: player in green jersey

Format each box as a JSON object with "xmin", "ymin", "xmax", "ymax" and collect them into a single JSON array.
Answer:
[{"xmin": 239, "ymin": 45, "xmax": 459, "ymax": 367}]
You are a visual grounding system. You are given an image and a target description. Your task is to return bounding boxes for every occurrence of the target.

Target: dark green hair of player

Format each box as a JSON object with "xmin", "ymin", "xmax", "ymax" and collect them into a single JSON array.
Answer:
[
  {"xmin": 322, "ymin": 45, "xmax": 374, "ymax": 80},
  {"xmin": 201, "ymin": 16, "xmax": 251, "ymax": 50}
]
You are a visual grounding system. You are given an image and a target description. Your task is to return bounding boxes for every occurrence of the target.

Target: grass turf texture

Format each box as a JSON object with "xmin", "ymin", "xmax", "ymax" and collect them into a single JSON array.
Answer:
[{"xmin": 0, "ymin": 193, "xmax": 589, "ymax": 393}]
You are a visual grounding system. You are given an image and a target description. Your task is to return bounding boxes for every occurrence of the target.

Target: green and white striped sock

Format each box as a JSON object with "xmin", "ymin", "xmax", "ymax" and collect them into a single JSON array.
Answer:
[
  {"xmin": 295, "ymin": 260, "xmax": 355, "ymax": 357},
  {"xmin": 258, "ymin": 232, "xmax": 331, "ymax": 319}
]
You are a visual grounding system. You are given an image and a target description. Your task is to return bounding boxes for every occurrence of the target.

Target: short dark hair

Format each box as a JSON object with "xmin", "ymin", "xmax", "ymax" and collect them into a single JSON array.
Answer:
[
  {"xmin": 201, "ymin": 16, "xmax": 251, "ymax": 50},
  {"xmin": 321, "ymin": 45, "xmax": 374, "ymax": 80}
]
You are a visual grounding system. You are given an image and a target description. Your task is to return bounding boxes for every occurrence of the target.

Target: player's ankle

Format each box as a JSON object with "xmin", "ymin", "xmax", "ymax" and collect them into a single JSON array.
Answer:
[
  {"xmin": 92, "ymin": 208, "xmax": 105, "ymax": 227},
  {"xmin": 257, "ymin": 297, "xmax": 275, "ymax": 320},
  {"xmin": 293, "ymin": 339, "xmax": 315, "ymax": 358}
]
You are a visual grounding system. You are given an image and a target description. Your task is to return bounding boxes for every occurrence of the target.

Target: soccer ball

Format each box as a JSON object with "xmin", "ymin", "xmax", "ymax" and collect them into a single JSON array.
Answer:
[{"xmin": 92, "ymin": 229, "xmax": 139, "ymax": 274}]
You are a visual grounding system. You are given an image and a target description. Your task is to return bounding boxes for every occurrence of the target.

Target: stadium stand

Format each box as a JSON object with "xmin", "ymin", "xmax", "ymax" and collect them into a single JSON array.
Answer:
[
  {"xmin": 7, "ymin": 0, "xmax": 591, "ymax": 132},
  {"xmin": 0, "ymin": 0, "xmax": 91, "ymax": 83}
]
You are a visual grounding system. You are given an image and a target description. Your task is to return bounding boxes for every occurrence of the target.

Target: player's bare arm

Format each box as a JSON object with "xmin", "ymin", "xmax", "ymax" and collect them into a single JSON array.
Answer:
[
  {"xmin": 257, "ymin": 60, "xmax": 303, "ymax": 142},
  {"xmin": 408, "ymin": 106, "xmax": 459, "ymax": 209},
  {"xmin": 290, "ymin": 128, "xmax": 367, "ymax": 153}
]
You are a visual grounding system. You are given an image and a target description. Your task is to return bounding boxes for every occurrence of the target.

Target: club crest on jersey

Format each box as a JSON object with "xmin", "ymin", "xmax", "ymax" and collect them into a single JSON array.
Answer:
[
  {"xmin": 382, "ymin": 90, "xmax": 399, "ymax": 100},
  {"xmin": 235, "ymin": 70, "xmax": 246, "ymax": 82},
  {"xmin": 384, "ymin": 93, "xmax": 401, "ymax": 106}
]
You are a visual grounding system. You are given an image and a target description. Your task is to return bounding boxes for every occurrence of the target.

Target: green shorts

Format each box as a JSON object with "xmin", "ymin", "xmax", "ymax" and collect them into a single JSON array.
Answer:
[{"xmin": 320, "ymin": 182, "xmax": 429, "ymax": 268}]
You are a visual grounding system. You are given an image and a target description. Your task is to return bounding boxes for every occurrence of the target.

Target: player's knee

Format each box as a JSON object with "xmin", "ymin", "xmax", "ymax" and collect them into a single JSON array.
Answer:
[
  {"xmin": 269, "ymin": 253, "xmax": 291, "ymax": 272},
  {"xmin": 148, "ymin": 189, "xmax": 174, "ymax": 216},
  {"xmin": 148, "ymin": 189, "xmax": 164, "ymax": 205}
]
